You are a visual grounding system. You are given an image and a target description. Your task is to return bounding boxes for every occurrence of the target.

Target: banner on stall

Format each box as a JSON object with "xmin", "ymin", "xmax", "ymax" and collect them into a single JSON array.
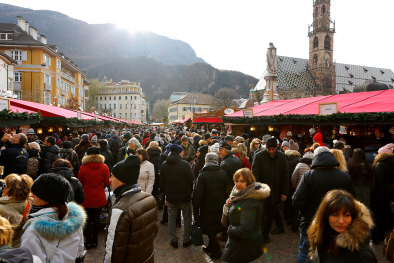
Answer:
[
  {"xmin": 243, "ymin": 109, "xmax": 253, "ymax": 118},
  {"xmin": 319, "ymin": 102, "xmax": 338, "ymax": 116}
]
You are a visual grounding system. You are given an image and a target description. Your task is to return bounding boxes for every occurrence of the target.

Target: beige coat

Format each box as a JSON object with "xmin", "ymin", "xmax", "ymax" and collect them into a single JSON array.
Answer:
[{"xmin": 138, "ymin": 160, "xmax": 155, "ymax": 194}]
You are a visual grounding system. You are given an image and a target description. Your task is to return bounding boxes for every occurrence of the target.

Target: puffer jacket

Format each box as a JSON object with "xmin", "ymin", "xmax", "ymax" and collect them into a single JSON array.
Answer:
[
  {"xmin": 192, "ymin": 164, "xmax": 231, "ymax": 235},
  {"xmin": 220, "ymin": 152, "xmax": 243, "ymax": 188},
  {"xmin": 78, "ymin": 155, "xmax": 110, "ymax": 208},
  {"xmin": 181, "ymin": 143, "xmax": 196, "ymax": 162},
  {"xmin": 104, "ymin": 184, "xmax": 158, "ymax": 263},
  {"xmin": 59, "ymin": 148, "xmax": 80, "ymax": 176},
  {"xmin": 311, "ymin": 201, "xmax": 377, "ymax": 263},
  {"xmin": 365, "ymin": 145, "xmax": 379, "ymax": 165},
  {"xmin": 74, "ymin": 140, "xmax": 91, "ymax": 163},
  {"xmin": 160, "ymin": 153, "xmax": 194, "ymax": 204},
  {"xmin": 21, "ymin": 202, "xmax": 86, "ymax": 263},
  {"xmin": 292, "ymin": 152, "xmax": 355, "ymax": 235},
  {"xmin": 138, "ymin": 160, "xmax": 155, "ymax": 194},
  {"xmin": 0, "ymin": 140, "xmax": 29, "ymax": 178},
  {"xmin": 39, "ymin": 145, "xmax": 60, "ymax": 175},
  {"xmin": 0, "ymin": 196, "xmax": 33, "ymax": 248},
  {"xmin": 50, "ymin": 167, "xmax": 85, "ymax": 204},
  {"xmin": 221, "ymin": 183, "xmax": 270, "ymax": 263},
  {"xmin": 291, "ymin": 162, "xmax": 311, "ymax": 189},
  {"xmin": 0, "ymin": 247, "xmax": 41, "ymax": 263}
]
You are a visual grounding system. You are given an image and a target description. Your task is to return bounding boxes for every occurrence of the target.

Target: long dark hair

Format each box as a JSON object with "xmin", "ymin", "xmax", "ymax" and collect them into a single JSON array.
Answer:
[{"xmin": 347, "ymin": 148, "xmax": 374, "ymax": 185}]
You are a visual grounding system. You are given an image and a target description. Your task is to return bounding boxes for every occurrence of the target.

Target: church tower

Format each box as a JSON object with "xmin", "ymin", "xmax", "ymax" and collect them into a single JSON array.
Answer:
[{"xmin": 308, "ymin": 0, "xmax": 336, "ymax": 95}]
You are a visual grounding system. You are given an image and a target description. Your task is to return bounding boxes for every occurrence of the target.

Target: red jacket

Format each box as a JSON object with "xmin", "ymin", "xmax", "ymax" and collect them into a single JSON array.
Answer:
[
  {"xmin": 78, "ymin": 154, "xmax": 110, "ymax": 208},
  {"xmin": 233, "ymin": 152, "xmax": 251, "ymax": 169}
]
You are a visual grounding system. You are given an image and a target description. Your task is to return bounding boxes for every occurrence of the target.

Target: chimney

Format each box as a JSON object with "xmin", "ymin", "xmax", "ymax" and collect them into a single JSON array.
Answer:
[
  {"xmin": 24, "ymin": 21, "xmax": 29, "ymax": 34},
  {"xmin": 40, "ymin": 34, "xmax": 47, "ymax": 44},
  {"xmin": 29, "ymin": 26, "xmax": 38, "ymax": 40},
  {"xmin": 17, "ymin": 16, "xmax": 26, "ymax": 30}
]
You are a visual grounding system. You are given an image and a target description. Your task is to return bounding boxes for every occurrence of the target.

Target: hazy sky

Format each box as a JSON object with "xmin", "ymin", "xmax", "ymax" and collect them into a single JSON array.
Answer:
[{"xmin": 4, "ymin": 0, "xmax": 394, "ymax": 79}]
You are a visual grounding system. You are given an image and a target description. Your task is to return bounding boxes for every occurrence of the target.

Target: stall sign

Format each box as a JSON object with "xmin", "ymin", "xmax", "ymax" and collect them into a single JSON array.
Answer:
[
  {"xmin": 339, "ymin": 126, "xmax": 347, "ymax": 134},
  {"xmin": 224, "ymin": 108, "xmax": 235, "ymax": 115},
  {"xmin": 243, "ymin": 109, "xmax": 253, "ymax": 118},
  {"xmin": 319, "ymin": 102, "xmax": 338, "ymax": 116},
  {"xmin": 0, "ymin": 97, "xmax": 10, "ymax": 111},
  {"xmin": 77, "ymin": 111, "xmax": 81, "ymax": 119}
]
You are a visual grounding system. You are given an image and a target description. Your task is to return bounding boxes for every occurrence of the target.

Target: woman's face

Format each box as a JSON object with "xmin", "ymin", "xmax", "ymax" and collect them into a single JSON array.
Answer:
[
  {"xmin": 32, "ymin": 194, "xmax": 49, "ymax": 206},
  {"xmin": 328, "ymin": 208, "xmax": 352, "ymax": 233},
  {"xmin": 129, "ymin": 143, "xmax": 134, "ymax": 149},
  {"xmin": 137, "ymin": 153, "xmax": 143, "ymax": 162},
  {"xmin": 234, "ymin": 175, "xmax": 247, "ymax": 191},
  {"xmin": 282, "ymin": 146, "xmax": 289, "ymax": 151}
]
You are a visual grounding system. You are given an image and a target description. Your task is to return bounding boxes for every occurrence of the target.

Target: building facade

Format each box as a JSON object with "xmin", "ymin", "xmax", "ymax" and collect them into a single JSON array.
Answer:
[
  {"xmin": 0, "ymin": 51, "xmax": 17, "ymax": 97},
  {"xmin": 0, "ymin": 16, "xmax": 87, "ymax": 108},
  {"xmin": 168, "ymin": 93, "xmax": 217, "ymax": 122},
  {"xmin": 96, "ymin": 80, "xmax": 147, "ymax": 123}
]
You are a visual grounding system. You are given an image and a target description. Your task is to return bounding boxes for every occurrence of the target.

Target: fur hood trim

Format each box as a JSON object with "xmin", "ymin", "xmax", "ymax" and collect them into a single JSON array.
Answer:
[
  {"xmin": 82, "ymin": 154, "xmax": 105, "ymax": 165},
  {"xmin": 194, "ymin": 134, "xmax": 202, "ymax": 139},
  {"xmin": 285, "ymin": 150, "xmax": 301, "ymax": 157},
  {"xmin": 247, "ymin": 183, "xmax": 270, "ymax": 200},
  {"xmin": 335, "ymin": 200, "xmax": 374, "ymax": 251},
  {"xmin": 231, "ymin": 147, "xmax": 246, "ymax": 154},
  {"xmin": 0, "ymin": 204, "xmax": 22, "ymax": 225},
  {"xmin": 374, "ymin": 153, "xmax": 394, "ymax": 164},
  {"xmin": 30, "ymin": 202, "xmax": 86, "ymax": 240},
  {"xmin": 146, "ymin": 145, "xmax": 162, "ymax": 153}
]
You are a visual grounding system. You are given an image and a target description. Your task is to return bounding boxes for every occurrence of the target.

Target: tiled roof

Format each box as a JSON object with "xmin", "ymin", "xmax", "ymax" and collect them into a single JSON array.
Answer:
[
  {"xmin": 276, "ymin": 55, "xmax": 394, "ymax": 93},
  {"xmin": 239, "ymin": 99, "xmax": 259, "ymax": 109},
  {"xmin": 0, "ymin": 51, "xmax": 17, "ymax": 64},
  {"xmin": 0, "ymin": 23, "xmax": 44, "ymax": 46},
  {"xmin": 172, "ymin": 93, "xmax": 217, "ymax": 105}
]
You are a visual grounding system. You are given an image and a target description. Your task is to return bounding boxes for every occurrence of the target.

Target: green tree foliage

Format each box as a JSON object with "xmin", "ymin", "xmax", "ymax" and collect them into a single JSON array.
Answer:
[{"xmin": 85, "ymin": 79, "xmax": 103, "ymax": 112}]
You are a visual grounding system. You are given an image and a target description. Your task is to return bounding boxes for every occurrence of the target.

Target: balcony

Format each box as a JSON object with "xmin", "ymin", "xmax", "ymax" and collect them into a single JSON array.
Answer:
[
  {"xmin": 61, "ymin": 72, "xmax": 75, "ymax": 84},
  {"xmin": 44, "ymin": 83, "xmax": 52, "ymax": 91}
]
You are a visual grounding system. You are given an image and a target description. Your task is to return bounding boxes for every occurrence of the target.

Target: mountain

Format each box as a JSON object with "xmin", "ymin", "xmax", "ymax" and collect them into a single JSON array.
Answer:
[
  {"xmin": 86, "ymin": 56, "xmax": 258, "ymax": 103},
  {"xmin": 0, "ymin": 3, "xmax": 205, "ymax": 67}
]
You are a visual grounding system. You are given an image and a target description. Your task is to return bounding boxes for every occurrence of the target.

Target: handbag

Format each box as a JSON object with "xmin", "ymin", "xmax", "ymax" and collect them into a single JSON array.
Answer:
[
  {"xmin": 383, "ymin": 231, "xmax": 394, "ymax": 262},
  {"xmin": 191, "ymin": 225, "xmax": 204, "ymax": 246},
  {"xmin": 221, "ymin": 204, "xmax": 229, "ymax": 228}
]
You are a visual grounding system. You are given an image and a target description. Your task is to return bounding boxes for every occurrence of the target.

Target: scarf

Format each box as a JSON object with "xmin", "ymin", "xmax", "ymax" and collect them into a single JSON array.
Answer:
[
  {"xmin": 229, "ymin": 182, "xmax": 257, "ymax": 203},
  {"xmin": 0, "ymin": 244, "xmax": 12, "ymax": 254}
]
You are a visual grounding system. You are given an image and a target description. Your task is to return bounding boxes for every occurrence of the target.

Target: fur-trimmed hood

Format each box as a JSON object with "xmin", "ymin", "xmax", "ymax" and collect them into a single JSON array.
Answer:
[
  {"xmin": 247, "ymin": 183, "xmax": 271, "ymax": 200},
  {"xmin": 23, "ymin": 202, "xmax": 86, "ymax": 240},
  {"xmin": 146, "ymin": 145, "xmax": 162, "ymax": 154},
  {"xmin": 373, "ymin": 153, "xmax": 394, "ymax": 166},
  {"xmin": 81, "ymin": 154, "xmax": 105, "ymax": 166},
  {"xmin": 285, "ymin": 150, "xmax": 301, "ymax": 157},
  {"xmin": 0, "ymin": 197, "xmax": 32, "ymax": 225}
]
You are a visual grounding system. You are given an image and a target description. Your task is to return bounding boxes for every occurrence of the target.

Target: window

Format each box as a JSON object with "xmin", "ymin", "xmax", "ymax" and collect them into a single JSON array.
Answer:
[
  {"xmin": 134, "ymin": 105, "xmax": 136, "ymax": 110},
  {"xmin": 44, "ymin": 74, "xmax": 50, "ymax": 85},
  {"xmin": 66, "ymin": 84, "xmax": 69, "ymax": 92},
  {"xmin": 125, "ymin": 104, "xmax": 127, "ymax": 109},
  {"xmin": 130, "ymin": 96, "xmax": 133, "ymax": 100},
  {"xmin": 119, "ymin": 113, "xmax": 122, "ymax": 118},
  {"xmin": 119, "ymin": 96, "xmax": 121, "ymax": 100},
  {"xmin": 56, "ymin": 60, "xmax": 61, "ymax": 70},
  {"xmin": 125, "ymin": 96, "xmax": 127, "ymax": 100},
  {"xmin": 322, "ymin": 5, "xmax": 326, "ymax": 14},
  {"xmin": 0, "ymin": 33, "xmax": 13, "ymax": 40},
  {"xmin": 104, "ymin": 104, "xmax": 107, "ymax": 109},
  {"xmin": 125, "ymin": 113, "xmax": 127, "ymax": 118},
  {"xmin": 14, "ymin": 91, "xmax": 21, "ymax": 100},
  {"xmin": 313, "ymin": 37, "xmax": 318, "ymax": 48},
  {"xmin": 114, "ymin": 96, "xmax": 116, "ymax": 100},
  {"xmin": 100, "ymin": 97, "xmax": 102, "ymax": 100},
  {"xmin": 113, "ymin": 113, "xmax": 116, "ymax": 118},
  {"xmin": 11, "ymin": 50, "xmax": 22, "ymax": 61},
  {"xmin": 324, "ymin": 35, "xmax": 331, "ymax": 50},
  {"xmin": 119, "ymin": 104, "xmax": 122, "ymax": 109},
  {"xmin": 114, "ymin": 104, "xmax": 116, "ymax": 109},
  {"xmin": 56, "ymin": 78, "xmax": 61, "ymax": 88},
  {"xmin": 313, "ymin": 54, "xmax": 318, "ymax": 67},
  {"xmin": 14, "ymin": 72, "xmax": 22, "ymax": 82},
  {"xmin": 134, "ymin": 113, "xmax": 136, "ymax": 118},
  {"xmin": 109, "ymin": 96, "xmax": 111, "ymax": 100},
  {"xmin": 134, "ymin": 96, "xmax": 137, "ymax": 100}
]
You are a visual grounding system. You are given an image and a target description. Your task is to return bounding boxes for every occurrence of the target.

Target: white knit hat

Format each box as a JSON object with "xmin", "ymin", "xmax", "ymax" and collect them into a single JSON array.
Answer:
[
  {"xmin": 209, "ymin": 143, "xmax": 220, "ymax": 153},
  {"xmin": 314, "ymin": 146, "xmax": 331, "ymax": 156},
  {"xmin": 303, "ymin": 151, "xmax": 315, "ymax": 159}
]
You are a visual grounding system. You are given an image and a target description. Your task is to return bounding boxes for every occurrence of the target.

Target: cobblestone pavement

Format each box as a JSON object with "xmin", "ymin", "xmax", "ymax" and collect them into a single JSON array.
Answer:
[{"xmin": 85, "ymin": 208, "xmax": 390, "ymax": 263}]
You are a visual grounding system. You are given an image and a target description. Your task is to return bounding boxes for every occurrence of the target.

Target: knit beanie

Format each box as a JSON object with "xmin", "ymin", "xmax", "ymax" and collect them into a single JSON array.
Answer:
[
  {"xmin": 289, "ymin": 139, "xmax": 299, "ymax": 151},
  {"xmin": 81, "ymin": 134, "xmax": 89, "ymax": 141},
  {"xmin": 210, "ymin": 143, "xmax": 220, "ymax": 153},
  {"xmin": 303, "ymin": 151, "xmax": 315, "ymax": 159},
  {"xmin": 197, "ymin": 145, "xmax": 209, "ymax": 155},
  {"xmin": 378, "ymin": 143, "xmax": 394, "ymax": 154},
  {"xmin": 241, "ymin": 133, "xmax": 249, "ymax": 139},
  {"xmin": 31, "ymin": 173, "xmax": 71, "ymax": 205},
  {"xmin": 62, "ymin": 141, "xmax": 71, "ymax": 149},
  {"xmin": 262, "ymin": 134, "xmax": 272, "ymax": 143},
  {"xmin": 204, "ymin": 134, "xmax": 211, "ymax": 140},
  {"xmin": 91, "ymin": 135, "xmax": 98, "ymax": 143},
  {"xmin": 170, "ymin": 144, "xmax": 183, "ymax": 154},
  {"xmin": 266, "ymin": 137, "xmax": 278, "ymax": 148},
  {"xmin": 123, "ymin": 132, "xmax": 132, "ymax": 140},
  {"xmin": 282, "ymin": 141, "xmax": 290, "ymax": 147},
  {"xmin": 28, "ymin": 142, "xmax": 40, "ymax": 151},
  {"xmin": 112, "ymin": 155, "xmax": 140, "ymax": 185}
]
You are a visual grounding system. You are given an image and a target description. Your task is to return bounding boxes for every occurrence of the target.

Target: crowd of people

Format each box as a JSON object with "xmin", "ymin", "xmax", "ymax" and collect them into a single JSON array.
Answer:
[{"xmin": 0, "ymin": 125, "xmax": 393, "ymax": 262}]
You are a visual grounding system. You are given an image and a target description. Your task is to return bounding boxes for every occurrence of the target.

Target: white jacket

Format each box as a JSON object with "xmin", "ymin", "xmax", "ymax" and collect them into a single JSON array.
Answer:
[
  {"xmin": 138, "ymin": 160, "xmax": 155, "ymax": 194},
  {"xmin": 21, "ymin": 202, "xmax": 86, "ymax": 263}
]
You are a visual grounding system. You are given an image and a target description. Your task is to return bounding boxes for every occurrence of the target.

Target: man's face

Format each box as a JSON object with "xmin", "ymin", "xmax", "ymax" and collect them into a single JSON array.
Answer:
[
  {"xmin": 226, "ymin": 140, "xmax": 233, "ymax": 147},
  {"xmin": 182, "ymin": 140, "xmax": 188, "ymax": 146},
  {"xmin": 218, "ymin": 148, "xmax": 226, "ymax": 159},
  {"xmin": 267, "ymin": 147, "xmax": 277, "ymax": 157},
  {"xmin": 44, "ymin": 137, "xmax": 49, "ymax": 147},
  {"xmin": 206, "ymin": 138, "xmax": 211, "ymax": 144},
  {"xmin": 110, "ymin": 174, "xmax": 125, "ymax": 190},
  {"xmin": 9, "ymin": 134, "xmax": 19, "ymax": 144},
  {"xmin": 27, "ymin": 134, "xmax": 33, "ymax": 140}
]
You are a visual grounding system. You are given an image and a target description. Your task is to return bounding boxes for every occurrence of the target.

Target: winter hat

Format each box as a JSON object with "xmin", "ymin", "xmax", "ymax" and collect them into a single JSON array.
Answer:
[
  {"xmin": 204, "ymin": 134, "xmax": 211, "ymax": 140},
  {"xmin": 87, "ymin": 146, "xmax": 100, "ymax": 155},
  {"xmin": 281, "ymin": 141, "xmax": 290, "ymax": 148},
  {"xmin": 197, "ymin": 145, "xmax": 209, "ymax": 155},
  {"xmin": 303, "ymin": 151, "xmax": 315, "ymax": 159},
  {"xmin": 210, "ymin": 143, "xmax": 220, "ymax": 153},
  {"xmin": 112, "ymin": 155, "xmax": 140, "ymax": 185},
  {"xmin": 224, "ymin": 136, "xmax": 234, "ymax": 142},
  {"xmin": 333, "ymin": 141, "xmax": 345, "ymax": 150},
  {"xmin": 262, "ymin": 134, "xmax": 272, "ymax": 143},
  {"xmin": 62, "ymin": 141, "xmax": 71, "ymax": 149},
  {"xmin": 314, "ymin": 146, "xmax": 331, "ymax": 156},
  {"xmin": 164, "ymin": 143, "xmax": 172, "ymax": 155},
  {"xmin": 91, "ymin": 135, "xmax": 98, "ymax": 143},
  {"xmin": 105, "ymin": 134, "xmax": 111, "ymax": 139},
  {"xmin": 28, "ymin": 142, "xmax": 40, "ymax": 151},
  {"xmin": 123, "ymin": 132, "xmax": 132, "ymax": 140},
  {"xmin": 313, "ymin": 133, "xmax": 324, "ymax": 146},
  {"xmin": 289, "ymin": 139, "xmax": 299, "ymax": 151},
  {"xmin": 31, "ymin": 173, "xmax": 71, "ymax": 205},
  {"xmin": 99, "ymin": 140, "xmax": 108, "ymax": 149},
  {"xmin": 241, "ymin": 133, "xmax": 249, "ymax": 140},
  {"xmin": 219, "ymin": 141, "xmax": 232, "ymax": 150},
  {"xmin": 378, "ymin": 143, "xmax": 394, "ymax": 154},
  {"xmin": 266, "ymin": 137, "xmax": 278, "ymax": 148},
  {"xmin": 27, "ymin": 128, "xmax": 35, "ymax": 135},
  {"xmin": 81, "ymin": 134, "xmax": 89, "ymax": 141},
  {"xmin": 170, "ymin": 144, "xmax": 183, "ymax": 154}
]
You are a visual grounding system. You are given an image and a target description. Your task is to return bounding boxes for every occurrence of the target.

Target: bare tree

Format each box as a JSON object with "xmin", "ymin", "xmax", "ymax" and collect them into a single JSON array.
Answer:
[
  {"xmin": 23, "ymin": 78, "xmax": 43, "ymax": 103},
  {"xmin": 85, "ymin": 79, "xmax": 103, "ymax": 112},
  {"xmin": 152, "ymin": 99, "xmax": 171, "ymax": 122},
  {"xmin": 62, "ymin": 94, "xmax": 80, "ymax": 110},
  {"xmin": 214, "ymin": 87, "xmax": 239, "ymax": 108}
]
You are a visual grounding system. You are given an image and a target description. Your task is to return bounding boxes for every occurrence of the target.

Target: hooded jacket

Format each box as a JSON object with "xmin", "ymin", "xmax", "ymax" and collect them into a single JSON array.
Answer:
[
  {"xmin": 220, "ymin": 152, "xmax": 243, "ymax": 188},
  {"xmin": 364, "ymin": 145, "xmax": 379, "ymax": 165},
  {"xmin": 50, "ymin": 167, "xmax": 85, "ymax": 205},
  {"xmin": 221, "ymin": 183, "xmax": 270, "ymax": 263},
  {"xmin": 59, "ymin": 148, "xmax": 80, "ymax": 176},
  {"xmin": 146, "ymin": 145, "xmax": 162, "ymax": 176},
  {"xmin": 291, "ymin": 162, "xmax": 311, "ymax": 189},
  {"xmin": 39, "ymin": 145, "xmax": 60, "ymax": 174},
  {"xmin": 74, "ymin": 140, "xmax": 91, "ymax": 163},
  {"xmin": 138, "ymin": 160, "xmax": 155, "ymax": 194},
  {"xmin": 104, "ymin": 185, "xmax": 158, "ymax": 263},
  {"xmin": 21, "ymin": 202, "xmax": 86, "ymax": 263},
  {"xmin": 192, "ymin": 164, "xmax": 231, "ymax": 235},
  {"xmin": 292, "ymin": 152, "xmax": 356, "ymax": 235},
  {"xmin": 0, "ymin": 140, "xmax": 29, "ymax": 178},
  {"xmin": 70, "ymin": 137, "xmax": 81, "ymax": 150},
  {"xmin": 311, "ymin": 201, "xmax": 377, "ymax": 263},
  {"xmin": 160, "ymin": 153, "xmax": 194, "ymax": 204},
  {"xmin": 78, "ymin": 155, "xmax": 110, "ymax": 208}
]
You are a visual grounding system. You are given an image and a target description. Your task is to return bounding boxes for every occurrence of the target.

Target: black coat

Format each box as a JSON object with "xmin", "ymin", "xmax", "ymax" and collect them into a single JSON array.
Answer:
[
  {"xmin": 160, "ymin": 153, "xmax": 194, "ymax": 204},
  {"xmin": 220, "ymin": 152, "xmax": 243, "ymax": 188},
  {"xmin": 147, "ymin": 147, "xmax": 161, "ymax": 174},
  {"xmin": 292, "ymin": 151, "xmax": 355, "ymax": 235},
  {"xmin": 192, "ymin": 157, "xmax": 205, "ymax": 178},
  {"xmin": 100, "ymin": 148, "xmax": 114, "ymax": 172},
  {"xmin": 251, "ymin": 150, "xmax": 289, "ymax": 204},
  {"xmin": 192, "ymin": 164, "xmax": 230, "ymax": 235},
  {"xmin": 39, "ymin": 145, "xmax": 60, "ymax": 174},
  {"xmin": 50, "ymin": 167, "xmax": 85, "ymax": 204},
  {"xmin": 70, "ymin": 138, "xmax": 81, "ymax": 150},
  {"xmin": 221, "ymin": 183, "xmax": 267, "ymax": 263},
  {"xmin": 364, "ymin": 145, "xmax": 379, "ymax": 165},
  {"xmin": 312, "ymin": 243, "xmax": 376, "ymax": 263},
  {"xmin": 0, "ymin": 140, "xmax": 29, "ymax": 178}
]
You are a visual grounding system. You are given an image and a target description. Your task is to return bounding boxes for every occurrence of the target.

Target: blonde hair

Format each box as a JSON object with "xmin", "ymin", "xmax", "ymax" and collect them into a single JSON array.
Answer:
[
  {"xmin": 237, "ymin": 143, "xmax": 248, "ymax": 160},
  {"xmin": 4, "ymin": 174, "xmax": 33, "ymax": 200},
  {"xmin": 0, "ymin": 216, "xmax": 13, "ymax": 246},
  {"xmin": 312, "ymin": 143, "xmax": 320, "ymax": 151},
  {"xmin": 186, "ymin": 131, "xmax": 192, "ymax": 137},
  {"xmin": 331, "ymin": 149, "xmax": 347, "ymax": 172},
  {"xmin": 233, "ymin": 168, "xmax": 256, "ymax": 186},
  {"xmin": 250, "ymin": 138, "xmax": 261, "ymax": 151},
  {"xmin": 128, "ymin": 138, "xmax": 142, "ymax": 149},
  {"xmin": 199, "ymin": 140, "xmax": 208, "ymax": 146}
]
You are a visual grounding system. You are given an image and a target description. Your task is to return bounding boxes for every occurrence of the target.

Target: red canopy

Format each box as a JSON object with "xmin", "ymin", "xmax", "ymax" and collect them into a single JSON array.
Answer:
[
  {"xmin": 204, "ymin": 117, "xmax": 222, "ymax": 123},
  {"xmin": 10, "ymin": 105, "xmax": 35, "ymax": 114},
  {"xmin": 193, "ymin": 117, "xmax": 206, "ymax": 123}
]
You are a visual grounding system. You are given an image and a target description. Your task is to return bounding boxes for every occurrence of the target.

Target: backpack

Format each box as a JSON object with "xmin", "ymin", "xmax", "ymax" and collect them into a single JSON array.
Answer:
[{"xmin": 26, "ymin": 157, "xmax": 39, "ymax": 177}]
